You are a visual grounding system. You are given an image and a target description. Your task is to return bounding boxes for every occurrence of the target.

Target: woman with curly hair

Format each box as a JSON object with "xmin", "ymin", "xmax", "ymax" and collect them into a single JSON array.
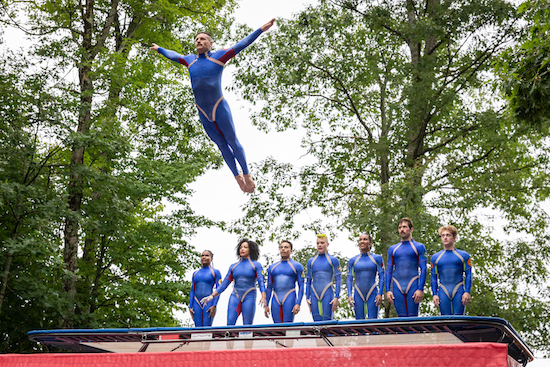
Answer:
[{"xmin": 201, "ymin": 239, "xmax": 266, "ymax": 325}]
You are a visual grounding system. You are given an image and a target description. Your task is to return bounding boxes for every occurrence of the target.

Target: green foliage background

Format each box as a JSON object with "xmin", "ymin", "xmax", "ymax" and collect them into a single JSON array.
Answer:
[
  {"xmin": 0, "ymin": 0, "xmax": 235, "ymax": 351},
  {"xmin": 230, "ymin": 0, "xmax": 550, "ymax": 355},
  {"xmin": 1, "ymin": 0, "xmax": 550, "ymax": 357}
]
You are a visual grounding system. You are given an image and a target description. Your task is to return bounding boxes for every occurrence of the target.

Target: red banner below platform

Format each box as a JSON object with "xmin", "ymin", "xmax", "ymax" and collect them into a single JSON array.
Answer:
[{"xmin": 1, "ymin": 342, "xmax": 513, "ymax": 367}]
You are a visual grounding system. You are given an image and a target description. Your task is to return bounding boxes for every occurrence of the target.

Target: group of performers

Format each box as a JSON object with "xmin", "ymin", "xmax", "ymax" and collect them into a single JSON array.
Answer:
[
  {"xmin": 188, "ymin": 218, "xmax": 472, "ymax": 327},
  {"xmin": 149, "ymin": 18, "xmax": 473, "ymax": 327}
]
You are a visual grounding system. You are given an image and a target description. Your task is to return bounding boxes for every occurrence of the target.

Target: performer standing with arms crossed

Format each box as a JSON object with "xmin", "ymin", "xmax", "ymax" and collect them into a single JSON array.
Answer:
[
  {"xmin": 201, "ymin": 239, "xmax": 266, "ymax": 325},
  {"xmin": 264, "ymin": 240, "xmax": 305, "ymax": 323},
  {"xmin": 189, "ymin": 250, "xmax": 222, "ymax": 326},
  {"xmin": 150, "ymin": 19, "xmax": 276, "ymax": 193},
  {"xmin": 306, "ymin": 234, "xmax": 341, "ymax": 321},
  {"xmin": 431, "ymin": 225, "xmax": 472, "ymax": 315},
  {"xmin": 385, "ymin": 218, "xmax": 427, "ymax": 317},
  {"xmin": 347, "ymin": 234, "xmax": 385, "ymax": 319}
]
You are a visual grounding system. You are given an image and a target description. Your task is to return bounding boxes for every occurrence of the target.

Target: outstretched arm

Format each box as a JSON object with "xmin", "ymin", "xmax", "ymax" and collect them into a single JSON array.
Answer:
[
  {"xmin": 230, "ymin": 18, "xmax": 277, "ymax": 57},
  {"xmin": 261, "ymin": 18, "xmax": 275, "ymax": 32},
  {"xmin": 150, "ymin": 43, "xmax": 187, "ymax": 64}
]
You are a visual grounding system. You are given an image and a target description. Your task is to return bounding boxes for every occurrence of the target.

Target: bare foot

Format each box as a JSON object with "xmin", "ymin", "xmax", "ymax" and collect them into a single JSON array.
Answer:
[
  {"xmin": 235, "ymin": 174, "xmax": 247, "ymax": 192},
  {"xmin": 243, "ymin": 173, "xmax": 256, "ymax": 193}
]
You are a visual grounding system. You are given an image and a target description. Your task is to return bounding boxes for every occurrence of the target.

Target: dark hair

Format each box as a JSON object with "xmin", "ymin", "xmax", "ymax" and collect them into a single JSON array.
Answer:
[
  {"xmin": 280, "ymin": 240, "xmax": 293, "ymax": 250},
  {"xmin": 398, "ymin": 217, "xmax": 413, "ymax": 229},
  {"xmin": 236, "ymin": 238, "xmax": 260, "ymax": 261},
  {"xmin": 202, "ymin": 250, "xmax": 214, "ymax": 259}
]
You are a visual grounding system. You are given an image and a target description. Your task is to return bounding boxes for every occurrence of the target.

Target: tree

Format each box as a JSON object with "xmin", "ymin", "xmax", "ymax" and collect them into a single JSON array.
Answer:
[
  {"xmin": 1, "ymin": 0, "xmax": 236, "ymax": 351},
  {"xmin": 0, "ymin": 51, "xmax": 70, "ymax": 352},
  {"xmin": 231, "ymin": 0, "xmax": 550, "ymax": 354},
  {"xmin": 497, "ymin": 0, "xmax": 550, "ymax": 130},
  {"xmin": 9, "ymin": 0, "xmax": 233, "ymax": 324}
]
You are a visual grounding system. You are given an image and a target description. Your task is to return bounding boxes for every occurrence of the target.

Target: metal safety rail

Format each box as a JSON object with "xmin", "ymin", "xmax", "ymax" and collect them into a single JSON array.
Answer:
[{"xmin": 28, "ymin": 316, "xmax": 534, "ymax": 365}]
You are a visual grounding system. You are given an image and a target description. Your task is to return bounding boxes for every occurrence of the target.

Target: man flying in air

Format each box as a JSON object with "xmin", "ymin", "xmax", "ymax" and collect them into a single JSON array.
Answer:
[{"xmin": 150, "ymin": 19, "xmax": 276, "ymax": 193}]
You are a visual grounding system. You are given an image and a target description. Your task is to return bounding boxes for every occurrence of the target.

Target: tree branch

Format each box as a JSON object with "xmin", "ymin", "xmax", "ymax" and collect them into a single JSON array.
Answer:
[{"xmin": 307, "ymin": 61, "xmax": 373, "ymax": 141}]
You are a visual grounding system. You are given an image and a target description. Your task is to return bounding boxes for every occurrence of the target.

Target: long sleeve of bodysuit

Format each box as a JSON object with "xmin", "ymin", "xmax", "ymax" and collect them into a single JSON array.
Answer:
[
  {"xmin": 189, "ymin": 271, "xmax": 197, "ymax": 309},
  {"xmin": 331, "ymin": 255, "xmax": 342, "ymax": 298},
  {"xmin": 295, "ymin": 261, "xmax": 305, "ymax": 305},
  {"xmin": 253, "ymin": 260, "xmax": 266, "ymax": 293},
  {"xmin": 306, "ymin": 258, "xmax": 313, "ymax": 301},
  {"xmin": 347, "ymin": 256, "xmax": 357, "ymax": 296},
  {"xmin": 417, "ymin": 243, "xmax": 428, "ymax": 292},
  {"xmin": 265, "ymin": 264, "xmax": 274, "ymax": 303},
  {"xmin": 213, "ymin": 268, "xmax": 222, "ymax": 306},
  {"xmin": 376, "ymin": 255, "xmax": 385, "ymax": 295}
]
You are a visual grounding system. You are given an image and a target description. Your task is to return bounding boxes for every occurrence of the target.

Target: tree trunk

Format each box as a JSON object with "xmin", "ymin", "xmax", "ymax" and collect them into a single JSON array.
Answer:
[{"xmin": 62, "ymin": 0, "xmax": 95, "ymax": 327}]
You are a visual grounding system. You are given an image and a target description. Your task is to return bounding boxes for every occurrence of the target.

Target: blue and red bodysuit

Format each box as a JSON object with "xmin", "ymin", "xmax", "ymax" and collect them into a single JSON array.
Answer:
[
  {"xmin": 347, "ymin": 252, "xmax": 385, "ymax": 319},
  {"xmin": 385, "ymin": 239, "xmax": 427, "ymax": 317},
  {"xmin": 157, "ymin": 28, "xmax": 264, "ymax": 177},
  {"xmin": 216, "ymin": 258, "xmax": 266, "ymax": 325},
  {"xmin": 430, "ymin": 248, "xmax": 472, "ymax": 315},
  {"xmin": 306, "ymin": 253, "xmax": 341, "ymax": 321},
  {"xmin": 266, "ymin": 259, "xmax": 305, "ymax": 323},
  {"xmin": 189, "ymin": 265, "xmax": 222, "ymax": 326}
]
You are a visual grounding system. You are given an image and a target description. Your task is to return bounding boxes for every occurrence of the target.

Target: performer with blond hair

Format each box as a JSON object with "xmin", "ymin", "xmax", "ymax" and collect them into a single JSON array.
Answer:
[
  {"xmin": 306, "ymin": 234, "xmax": 341, "ymax": 321},
  {"xmin": 431, "ymin": 225, "xmax": 472, "ymax": 315}
]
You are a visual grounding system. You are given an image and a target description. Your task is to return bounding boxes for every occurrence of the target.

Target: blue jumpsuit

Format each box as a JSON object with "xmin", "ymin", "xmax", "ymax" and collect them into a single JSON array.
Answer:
[
  {"xmin": 306, "ymin": 253, "xmax": 341, "ymax": 321},
  {"xmin": 189, "ymin": 265, "xmax": 223, "ymax": 326},
  {"xmin": 266, "ymin": 259, "xmax": 305, "ymax": 323},
  {"xmin": 216, "ymin": 258, "xmax": 266, "ymax": 325},
  {"xmin": 157, "ymin": 28, "xmax": 264, "ymax": 177},
  {"xmin": 430, "ymin": 248, "xmax": 472, "ymax": 315},
  {"xmin": 385, "ymin": 240, "xmax": 427, "ymax": 317},
  {"xmin": 347, "ymin": 252, "xmax": 385, "ymax": 319}
]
